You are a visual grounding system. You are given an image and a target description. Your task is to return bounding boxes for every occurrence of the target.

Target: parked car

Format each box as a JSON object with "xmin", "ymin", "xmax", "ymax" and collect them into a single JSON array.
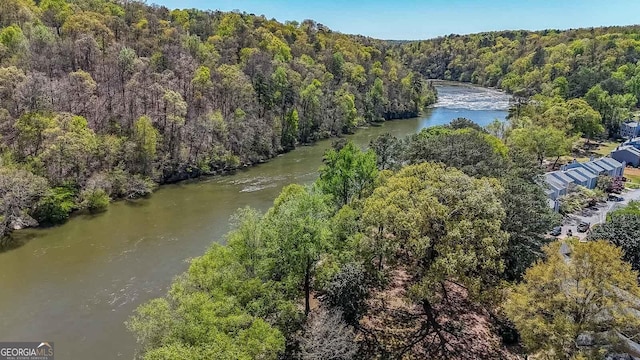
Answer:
[
  {"xmin": 608, "ymin": 194, "xmax": 624, "ymax": 202},
  {"xmin": 577, "ymin": 222, "xmax": 590, "ymax": 233},
  {"xmin": 550, "ymin": 226, "xmax": 562, "ymax": 236}
]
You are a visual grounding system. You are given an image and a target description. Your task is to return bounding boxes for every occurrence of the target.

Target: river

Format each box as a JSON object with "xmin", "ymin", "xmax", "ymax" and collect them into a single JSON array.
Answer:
[{"xmin": 0, "ymin": 82, "xmax": 510, "ymax": 359}]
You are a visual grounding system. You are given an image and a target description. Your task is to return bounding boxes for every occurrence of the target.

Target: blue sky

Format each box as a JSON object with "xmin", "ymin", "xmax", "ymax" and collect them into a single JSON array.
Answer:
[{"xmin": 152, "ymin": 0, "xmax": 640, "ymax": 40}]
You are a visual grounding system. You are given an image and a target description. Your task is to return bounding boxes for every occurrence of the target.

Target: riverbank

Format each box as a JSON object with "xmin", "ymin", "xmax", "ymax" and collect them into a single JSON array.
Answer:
[{"xmin": 2, "ymin": 87, "xmax": 438, "ymax": 246}]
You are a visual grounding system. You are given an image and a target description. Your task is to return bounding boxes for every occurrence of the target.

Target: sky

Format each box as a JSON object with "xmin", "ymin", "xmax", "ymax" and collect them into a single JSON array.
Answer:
[{"xmin": 152, "ymin": 0, "xmax": 640, "ymax": 40}]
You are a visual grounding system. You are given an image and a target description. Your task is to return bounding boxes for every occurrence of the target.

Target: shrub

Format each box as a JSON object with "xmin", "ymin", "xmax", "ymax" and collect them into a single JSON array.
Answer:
[
  {"xmin": 123, "ymin": 175, "xmax": 156, "ymax": 199},
  {"xmin": 80, "ymin": 189, "xmax": 110, "ymax": 213},
  {"xmin": 108, "ymin": 169, "xmax": 156, "ymax": 199},
  {"xmin": 559, "ymin": 185, "xmax": 604, "ymax": 215},
  {"xmin": 596, "ymin": 174, "xmax": 613, "ymax": 192},
  {"xmin": 322, "ymin": 263, "xmax": 369, "ymax": 325},
  {"xmin": 33, "ymin": 185, "xmax": 77, "ymax": 224}
]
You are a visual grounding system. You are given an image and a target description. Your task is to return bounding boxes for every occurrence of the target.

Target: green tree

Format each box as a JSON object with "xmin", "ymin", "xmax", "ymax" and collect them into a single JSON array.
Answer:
[
  {"xmin": 509, "ymin": 126, "xmax": 574, "ymax": 166},
  {"xmin": 133, "ymin": 116, "xmax": 158, "ymax": 175},
  {"xmin": 365, "ymin": 78, "xmax": 386, "ymax": 122},
  {"xmin": 227, "ymin": 207, "xmax": 263, "ymax": 277},
  {"xmin": 0, "ymin": 65, "xmax": 25, "ymax": 116},
  {"xmin": 361, "ymin": 163, "xmax": 507, "ymax": 357},
  {"xmin": 501, "ymin": 150, "xmax": 558, "ymax": 280},
  {"xmin": 317, "ymin": 141, "xmax": 378, "ymax": 207},
  {"xmin": 505, "ymin": 240, "xmax": 640, "ymax": 359},
  {"xmin": 566, "ymin": 98, "xmax": 603, "ymax": 142},
  {"xmin": 364, "ymin": 162, "xmax": 507, "ymax": 289},
  {"xmin": 191, "ymin": 65, "xmax": 212, "ymax": 105},
  {"xmin": 80, "ymin": 188, "xmax": 109, "ymax": 213},
  {"xmin": 127, "ymin": 245, "xmax": 286, "ymax": 360},
  {"xmin": 447, "ymin": 117, "xmax": 485, "ymax": 132},
  {"xmin": 486, "ymin": 118, "xmax": 507, "ymax": 140},
  {"xmin": 281, "ymin": 109, "xmax": 298, "ymax": 150},
  {"xmin": 587, "ymin": 214, "xmax": 640, "ymax": 272},
  {"xmin": 405, "ymin": 127, "xmax": 508, "ymax": 178},
  {"xmin": 552, "ymin": 76, "xmax": 569, "ymax": 98},
  {"xmin": 322, "ymin": 263, "xmax": 369, "ymax": 325},
  {"xmin": 299, "ymin": 79, "xmax": 323, "ymax": 142},
  {"xmin": 162, "ymin": 90, "xmax": 187, "ymax": 160},
  {"xmin": 0, "ymin": 24, "xmax": 26, "ymax": 63},
  {"xmin": 334, "ymin": 88, "xmax": 358, "ymax": 134},
  {"xmin": 14, "ymin": 112, "xmax": 55, "ymax": 158},
  {"xmin": 262, "ymin": 185, "xmax": 332, "ymax": 315},
  {"xmin": 39, "ymin": 114, "xmax": 97, "ymax": 185},
  {"xmin": 40, "ymin": 0, "xmax": 71, "ymax": 35},
  {"xmin": 0, "ymin": 0, "xmax": 37, "ymax": 28},
  {"xmin": 369, "ymin": 133, "xmax": 402, "ymax": 170},
  {"xmin": 329, "ymin": 51, "xmax": 345, "ymax": 79},
  {"xmin": 33, "ymin": 185, "xmax": 76, "ymax": 225}
]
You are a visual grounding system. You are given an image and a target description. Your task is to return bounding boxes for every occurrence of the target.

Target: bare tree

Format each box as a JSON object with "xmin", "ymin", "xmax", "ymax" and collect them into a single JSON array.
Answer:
[{"xmin": 298, "ymin": 308, "xmax": 358, "ymax": 360}]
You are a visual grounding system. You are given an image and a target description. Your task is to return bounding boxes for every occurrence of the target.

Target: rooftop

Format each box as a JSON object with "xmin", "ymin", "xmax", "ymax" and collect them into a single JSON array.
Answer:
[
  {"xmin": 613, "ymin": 145, "xmax": 640, "ymax": 156},
  {"xmin": 592, "ymin": 159, "xmax": 615, "ymax": 172},
  {"xmin": 598, "ymin": 157, "xmax": 623, "ymax": 168},
  {"xmin": 544, "ymin": 176, "xmax": 565, "ymax": 191},
  {"xmin": 581, "ymin": 162, "xmax": 606, "ymax": 174},
  {"xmin": 549, "ymin": 171, "xmax": 575, "ymax": 185},
  {"xmin": 571, "ymin": 167, "xmax": 598, "ymax": 179},
  {"xmin": 565, "ymin": 169, "xmax": 588, "ymax": 182}
]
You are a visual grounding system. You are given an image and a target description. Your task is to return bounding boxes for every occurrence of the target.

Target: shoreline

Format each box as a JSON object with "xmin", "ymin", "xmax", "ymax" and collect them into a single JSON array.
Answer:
[
  {"xmin": 4, "ymin": 80, "xmax": 512, "ymax": 246},
  {"xmin": 3, "ymin": 115, "xmax": 428, "ymax": 246}
]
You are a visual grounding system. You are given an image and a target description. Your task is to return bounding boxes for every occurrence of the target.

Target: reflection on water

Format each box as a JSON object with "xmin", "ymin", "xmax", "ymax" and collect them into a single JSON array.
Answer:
[{"xmin": 0, "ymin": 83, "xmax": 510, "ymax": 360}]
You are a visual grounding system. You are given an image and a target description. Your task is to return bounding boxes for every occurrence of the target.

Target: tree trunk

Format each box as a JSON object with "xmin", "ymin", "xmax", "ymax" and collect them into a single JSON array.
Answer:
[{"xmin": 304, "ymin": 256, "xmax": 311, "ymax": 316}]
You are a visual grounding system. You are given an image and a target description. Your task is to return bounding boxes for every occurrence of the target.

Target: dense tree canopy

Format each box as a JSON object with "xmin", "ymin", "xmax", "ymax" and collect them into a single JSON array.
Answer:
[
  {"xmin": 587, "ymin": 212, "xmax": 640, "ymax": 272},
  {"xmin": 359, "ymin": 162, "xmax": 510, "ymax": 357},
  {"xmin": 368, "ymin": 120, "xmax": 558, "ymax": 281},
  {"xmin": 404, "ymin": 126, "xmax": 508, "ymax": 178},
  {"xmin": 400, "ymin": 26, "xmax": 640, "ymax": 138},
  {"xmin": 0, "ymin": 0, "xmax": 437, "ymax": 239},
  {"xmin": 505, "ymin": 240, "xmax": 640, "ymax": 359},
  {"xmin": 0, "ymin": 166, "xmax": 47, "ymax": 238},
  {"xmin": 126, "ymin": 244, "xmax": 288, "ymax": 360}
]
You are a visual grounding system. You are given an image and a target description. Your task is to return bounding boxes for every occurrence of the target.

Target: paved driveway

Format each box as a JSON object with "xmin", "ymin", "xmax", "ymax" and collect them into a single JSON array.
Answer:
[{"xmin": 558, "ymin": 188, "xmax": 640, "ymax": 240}]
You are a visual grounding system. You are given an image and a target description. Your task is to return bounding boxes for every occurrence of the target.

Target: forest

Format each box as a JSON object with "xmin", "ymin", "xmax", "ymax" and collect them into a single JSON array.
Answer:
[
  {"xmin": 400, "ymin": 26, "xmax": 640, "ymax": 139},
  {"xmin": 0, "ymin": 0, "xmax": 436, "ymax": 238}
]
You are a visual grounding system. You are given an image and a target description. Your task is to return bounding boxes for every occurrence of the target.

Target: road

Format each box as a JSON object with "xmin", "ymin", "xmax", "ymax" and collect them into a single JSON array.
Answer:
[{"xmin": 559, "ymin": 188, "xmax": 640, "ymax": 240}]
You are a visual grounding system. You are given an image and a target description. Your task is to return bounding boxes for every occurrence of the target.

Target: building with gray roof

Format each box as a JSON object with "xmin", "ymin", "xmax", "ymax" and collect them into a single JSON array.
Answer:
[
  {"xmin": 620, "ymin": 121, "xmax": 640, "ymax": 139},
  {"xmin": 611, "ymin": 146, "xmax": 640, "ymax": 167},
  {"xmin": 564, "ymin": 169, "xmax": 589, "ymax": 187},
  {"xmin": 544, "ymin": 157, "xmax": 625, "ymax": 211}
]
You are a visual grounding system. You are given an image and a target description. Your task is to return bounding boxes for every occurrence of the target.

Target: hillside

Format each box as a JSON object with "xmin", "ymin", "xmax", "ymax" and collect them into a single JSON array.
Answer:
[
  {"xmin": 400, "ymin": 26, "xmax": 640, "ymax": 138},
  {"xmin": 0, "ymin": 0, "xmax": 436, "ymax": 236}
]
